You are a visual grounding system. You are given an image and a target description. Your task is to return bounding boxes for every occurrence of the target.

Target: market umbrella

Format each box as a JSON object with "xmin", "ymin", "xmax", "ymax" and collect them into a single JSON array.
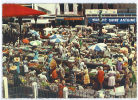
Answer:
[
  {"xmin": 89, "ymin": 34, "xmax": 111, "ymax": 39},
  {"xmin": 88, "ymin": 45, "xmax": 106, "ymax": 52},
  {"xmin": 22, "ymin": 38, "xmax": 29, "ymax": 44},
  {"xmin": 2, "ymin": 4, "xmax": 46, "ymax": 17},
  {"xmin": 49, "ymin": 34, "xmax": 63, "ymax": 39},
  {"xmin": 50, "ymin": 38, "xmax": 67, "ymax": 43},
  {"xmin": 2, "ymin": 4, "xmax": 46, "ymax": 37},
  {"xmin": 29, "ymin": 30, "xmax": 40, "ymax": 37},
  {"xmin": 30, "ymin": 40, "xmax": 42, "ymax": 46}
]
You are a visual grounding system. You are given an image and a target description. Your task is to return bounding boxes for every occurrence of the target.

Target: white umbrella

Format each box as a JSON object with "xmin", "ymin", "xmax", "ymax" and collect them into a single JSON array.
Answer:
[{"xmin": 30, "ymin": 40, "xmax": 42, "ymax": 46}]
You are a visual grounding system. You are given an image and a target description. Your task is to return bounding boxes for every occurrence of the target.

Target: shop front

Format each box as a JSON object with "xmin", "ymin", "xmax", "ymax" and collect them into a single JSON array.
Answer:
[
  {"xmin": 87, "ymin": 17, "xmax": 136, "ymax": 29},
  {"xmin": 56, "ymin": 17, "xmax": 84, "ymax": 27}
]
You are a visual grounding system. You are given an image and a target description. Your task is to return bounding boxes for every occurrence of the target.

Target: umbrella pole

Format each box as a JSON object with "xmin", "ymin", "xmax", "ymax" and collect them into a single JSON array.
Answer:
[
  {"xmin": 18, "ymin": 17, "xmax": 22, "ymax": 42},
  {"xmin": 34, "ymin": 16, "xmax": 38, "ymax": 29}
]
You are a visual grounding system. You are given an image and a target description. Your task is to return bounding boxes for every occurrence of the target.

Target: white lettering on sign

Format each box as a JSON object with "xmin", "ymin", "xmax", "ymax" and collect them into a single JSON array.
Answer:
[
  {"xmin": 92, "ymin": 18, "xmax": 99, "ymax": 21},
  {"xmin": 109, "ymin": 19, "xmax": 119, "ymax": 22},
  {"xmin": 120, "ymin": 18, "xmax": 135, "ymax": 22},
  {"xmin": 88, "ymin": 18, "xmax": 136, "ymax": 23}
]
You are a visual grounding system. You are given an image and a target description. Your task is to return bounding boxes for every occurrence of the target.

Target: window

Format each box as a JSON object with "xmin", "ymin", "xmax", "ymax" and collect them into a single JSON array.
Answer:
[
  {"xmin": 69, "ymin": 4, "xmax": 73, "ymax": 12},
  {"xmin": 91, "ymin": 4, "xmax": 93, "ymax": 9},
  {"xmin": 98, "ymin": 4, "xmax": 103, "ymax": 9},
  {"xmin": 60, "ymin": 4, "xmax": 64, "ymax": 13},
  {"xmin": 78, "ymin": 4, "xmax": 82, "ymax": 12},
  {"xmin": 108, "ymin": 4, "xmax": 113, "ymax": 9}
]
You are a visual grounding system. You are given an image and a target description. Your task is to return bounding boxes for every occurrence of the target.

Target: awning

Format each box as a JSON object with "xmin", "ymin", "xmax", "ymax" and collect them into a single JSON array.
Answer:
[
  {"xmin": 2, "ymin": 4, "xmax": 46, "ymax": 17},
  {"xmin": 31, "ymin": 19, "xmax": 50, "ymax": 24}
]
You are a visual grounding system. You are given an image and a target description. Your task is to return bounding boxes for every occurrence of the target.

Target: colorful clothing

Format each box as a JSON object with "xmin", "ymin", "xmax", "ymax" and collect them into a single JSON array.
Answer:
[
  {"xmin": 52, "ymin": 69, "xmax": 58, "ymax": 79},
  {"xmin": 58, "ymin": 84, "xmax": 65, "ymax": 98},
  {"xmin": 84, "ymin": 69, "xmax": 90, "ymax": 85},
  {"xmin": 98, "ymin": 70, "xmax": 104, "ymax": 84},
  {"xmin": 33, "ymin": 51, "xmax": 38, "ymax": 60},
  {"xmin": 117, "ymin": 61, "xmax": 123, "ymax": 71},
  {"xmin": 14, "ymin": 62, "xmax": 20, "ymax": 74}
]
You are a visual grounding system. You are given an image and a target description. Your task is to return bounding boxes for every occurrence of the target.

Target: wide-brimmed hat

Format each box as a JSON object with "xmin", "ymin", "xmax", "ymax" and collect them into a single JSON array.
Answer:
[
  {"xmin": 14, "ymin": 57, "xmax": 20, "ymax": 62},
  {"xmin": 10, "ymin": 65, "xmax": 17, "ymax": 70}
]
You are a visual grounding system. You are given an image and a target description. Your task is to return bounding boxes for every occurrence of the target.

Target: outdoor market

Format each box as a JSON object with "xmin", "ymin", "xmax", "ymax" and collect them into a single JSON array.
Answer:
[{"xmin": 2, "ymin": 3, "xmax": 137, "ymax": 98}]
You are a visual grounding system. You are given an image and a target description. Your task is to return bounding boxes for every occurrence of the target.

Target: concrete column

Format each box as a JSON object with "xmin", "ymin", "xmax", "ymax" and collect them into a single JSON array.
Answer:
[
  {"xmin": 3, "ymin": 77, "xmax": 8, "ymax": 98},
  {"xmin": 32, "ymin": 82, "xmax": 38, "ymax": 98},
  {"xmin": 63, "ymin": 87, "xmax": 68, "ymax": 98}
]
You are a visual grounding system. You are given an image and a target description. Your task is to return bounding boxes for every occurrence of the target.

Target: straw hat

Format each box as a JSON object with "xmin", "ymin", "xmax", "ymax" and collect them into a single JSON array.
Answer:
[
  {"xmin": 55, "ymin": 80, "xmax": 58, "ymax": 83},
  {"xmin": 14, "ymin": 57, "xmax": 20, "ymax": 62},
  {"xmin": 10, "ymin": 65, "xmax": 17, "ymax": 71},
  {"xmin": 118, "ymin": 57, "xmax": 123, "ymax": 62}
]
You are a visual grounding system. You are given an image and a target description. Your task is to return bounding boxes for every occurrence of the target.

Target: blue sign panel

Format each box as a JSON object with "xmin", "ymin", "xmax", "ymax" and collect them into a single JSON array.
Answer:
[{"xmin": 88, "ymin": 17, "xmax": 136, "ymax": 24}]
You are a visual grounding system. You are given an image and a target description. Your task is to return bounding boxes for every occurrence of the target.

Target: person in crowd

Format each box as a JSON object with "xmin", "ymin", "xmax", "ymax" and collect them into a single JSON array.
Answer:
[
  {"xmin": 83, "ymin": 65, "xmax": 90, "ymax": 87},
  {"xmin": 129, "ymin": 70, "xmax": 136, "ymax": 88},
  {"xmin": 33, "ymin": 49, "xmax": 39, "ymax": 61},
  {"xmin": 97, "ymin": 67, "xmax": 104, "ymax": 90},
  {"xmin": 10, "ymin": 65, "xmax": 23, "ymax": 87},
  {"xmin": 51, "ymin": 67, "xmax": 58, "ymax": 82},
  {"xmin": 58, "ymin": 80, "xmax": 66, "ymax": 98},
  {"xmin": 45, "ymin": 62, "xmax": 51, "ymax": 82},
  {"xmin": 59, "ymin": 63, "xmax": 65, "ymax": 81},
  {"xmin": 117, "ymin": 57, "xmax": 123, "ymax": 71},
  {"xmin": 108, "ymin": 66, "xmax": 116, "ymax": 89},
  {"xmin": 79, "ymin": 59, "xmax": 85, "ymax": 71},
  {"xmin": 13, "ymin": 57, "xmax": 21, "ymax": 74},
  {"xmin": 3, "ymin": 62, "xmax": 8, "ymax": 75},
  {"xmin": 23, "ymin": 61, "xmax": 29, "ymax": 76},
  {"xmin": 69, "ymin": 65, "xmax": 76, "ymax": 86}
]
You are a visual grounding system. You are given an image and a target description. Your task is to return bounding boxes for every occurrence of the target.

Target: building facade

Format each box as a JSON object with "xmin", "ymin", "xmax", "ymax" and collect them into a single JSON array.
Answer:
[{"xmin": 18, "ymin": 3, "xmax": 136, "ymax": 29}]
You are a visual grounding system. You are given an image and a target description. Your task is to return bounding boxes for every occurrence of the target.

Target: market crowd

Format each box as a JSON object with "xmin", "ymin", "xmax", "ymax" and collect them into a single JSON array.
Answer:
[{"xmin": 2, "ymin": 23, "xmax": 137, "ymax": 98}]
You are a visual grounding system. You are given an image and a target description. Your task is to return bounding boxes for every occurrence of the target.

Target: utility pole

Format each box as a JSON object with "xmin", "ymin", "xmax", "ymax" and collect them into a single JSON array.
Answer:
[{"xmin": 98, "ymin": 10, "xmax": 103, "ymax": 36}]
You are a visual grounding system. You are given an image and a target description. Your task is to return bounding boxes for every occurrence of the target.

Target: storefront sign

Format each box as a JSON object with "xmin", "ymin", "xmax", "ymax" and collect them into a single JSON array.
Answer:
[
  {"xmin": 85, "ymin": 9, "xmax": 117, "ymax": 15},
  {"xmin": 64, "ymin": 17, "xmax": 83, "ymax": 20},
  {"xmin": 88, "ymin": 17, "xmax": 136, "ymax": 24}
]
